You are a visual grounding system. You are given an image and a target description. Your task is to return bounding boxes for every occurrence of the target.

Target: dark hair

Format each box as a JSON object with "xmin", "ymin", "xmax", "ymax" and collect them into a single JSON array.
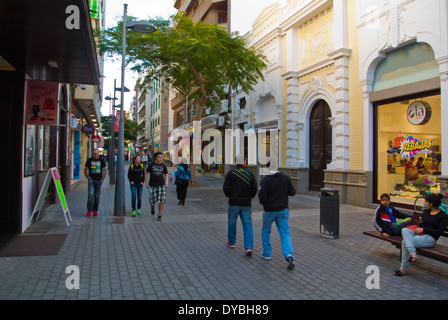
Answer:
[
  {"xmin": 425, "ymin": 193, "xmax": 444, "ymax": 208},
  {"xmin": 380, "ymin": 193, "xmax": 390, "ymax": 200},
  {"xmin": 154, "ymin": 151, "xmax": 162, "ymax": 158}
]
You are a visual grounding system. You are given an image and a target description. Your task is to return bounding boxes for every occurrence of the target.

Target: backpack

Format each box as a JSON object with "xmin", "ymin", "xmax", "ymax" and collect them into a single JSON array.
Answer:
[{"xmin": 130, "ymin": 163, "xmax": 144, "ymax": 171}]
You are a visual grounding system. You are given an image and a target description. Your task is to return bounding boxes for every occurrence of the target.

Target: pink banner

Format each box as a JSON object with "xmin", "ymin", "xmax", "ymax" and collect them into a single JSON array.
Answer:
[
  {"xmin": 25, "ymin": 80, "xmax": 59, "ymax": 125},
  {"xmin": 114, "ymin": 110, "xmax": 126, "ymax": 133}
]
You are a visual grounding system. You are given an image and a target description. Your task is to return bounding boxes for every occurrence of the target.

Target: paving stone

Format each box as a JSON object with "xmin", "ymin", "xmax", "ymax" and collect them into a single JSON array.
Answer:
[{"xmin": 0, "ymin": 164, "xmax": 448, "ymax": 301}]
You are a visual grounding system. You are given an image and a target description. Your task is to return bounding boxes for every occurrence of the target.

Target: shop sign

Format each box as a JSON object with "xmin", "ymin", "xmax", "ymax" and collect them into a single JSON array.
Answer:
[
  {"xmin": 92, "ymin": 135, "xmax": 101, "ymax": 143},
  {"xmin": 407, "ymin": 101, "xmax": 431, "ymax": 125},
  {"xmin": 82, "ymin": 124, "xmax": 95, "ymax": 135},
  {"xmin": 245, "ymin": 120, "xmax": 279, "ymax": 131}
]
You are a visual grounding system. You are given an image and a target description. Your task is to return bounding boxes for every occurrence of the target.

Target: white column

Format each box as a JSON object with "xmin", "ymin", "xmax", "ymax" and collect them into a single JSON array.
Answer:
[
  {"xmin": 328, "ymin": 49, "xmax": 351, "ymax": 170},
  {"xmin": 438, "ymin": 56, "xmax": 448, "ymax": 176},
  {"xmin": 327, "ymin": 0, "xmax": 350, "ymax": 170},
  {"xmin": 361, "ymin": 80, "xmax": 374, "ymax": 172},
  {"xmin": 283, "ymin": 72, "xmax": 300, "ymax": 168}
]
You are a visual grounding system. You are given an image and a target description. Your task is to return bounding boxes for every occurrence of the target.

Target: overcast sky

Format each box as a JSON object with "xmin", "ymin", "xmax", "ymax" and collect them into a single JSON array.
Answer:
[{"xmin": 101, "ymin": 0, "xmax": 281, "ymax": 116}]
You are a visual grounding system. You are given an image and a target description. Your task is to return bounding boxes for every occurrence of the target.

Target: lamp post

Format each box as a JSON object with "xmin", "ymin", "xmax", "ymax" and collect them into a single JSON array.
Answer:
[
  {"xmin": 114, "ymin": 3, "xmax": 156, "ymax": 216},
  {"xmin": 105, "ymin": 93, "xmax": 118, "ymax": 184}
]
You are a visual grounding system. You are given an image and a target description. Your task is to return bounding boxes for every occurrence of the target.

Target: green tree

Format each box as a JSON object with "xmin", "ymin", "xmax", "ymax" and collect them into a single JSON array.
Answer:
[
  {"xmin": 98, "ymin": 12, "xmax": 267, "ymax": 120},
  {"xmin": 100, "ymin": 115, "xmax": 142, "ymax": 152}
]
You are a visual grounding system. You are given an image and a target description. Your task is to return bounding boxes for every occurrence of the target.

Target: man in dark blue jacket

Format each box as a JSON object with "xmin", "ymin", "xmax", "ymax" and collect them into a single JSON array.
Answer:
[
  {"xmin": 258, "ymin": 158, "xmax": 296, "ymax": 269},
  {"xmin": 223, "ymin": 154, "xmax": 258, "ymax": 256}
]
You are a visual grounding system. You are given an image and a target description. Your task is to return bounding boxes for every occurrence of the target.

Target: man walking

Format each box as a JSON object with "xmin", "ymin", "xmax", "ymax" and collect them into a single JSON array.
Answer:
[
  {"xmin": 258, "ymin": 159, "xmax": 296, "ymax": 269},
  {"xmin": 223, "ymin": 154, "xmax": 258, "ymax": 256},
  {"xmin": 145, "ymin": 151, "xmax": 169, "ymax": 221},
  {"xmin": 84, "ymin": 149, "xmax": 107, "ymax": 216}
]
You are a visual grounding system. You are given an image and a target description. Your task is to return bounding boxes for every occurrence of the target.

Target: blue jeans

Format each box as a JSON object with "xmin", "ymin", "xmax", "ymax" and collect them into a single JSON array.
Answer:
[
  {"xmin": 87, "ymin": 179, "xmax": 102, "ymax": 211},
  {"xmin": 130, "ymin": 183, "xmax": 143, "ymax": 211},
  {"xmin": 228, "ymin": 205, "xmax": 253, "ymax": 249},
  {"xmin": 400, "ymin": 227, "xmax": 435, "ymax": 271},
  {"xmin": 262, "ymin": 209, "xmax": 294, "ymax": 260}
]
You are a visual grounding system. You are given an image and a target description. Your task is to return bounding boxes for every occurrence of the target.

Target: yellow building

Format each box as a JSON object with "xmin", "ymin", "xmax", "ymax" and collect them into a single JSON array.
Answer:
[{"xmin": 230, "ymin": 0, "xmax": 448, "ymax": 208}]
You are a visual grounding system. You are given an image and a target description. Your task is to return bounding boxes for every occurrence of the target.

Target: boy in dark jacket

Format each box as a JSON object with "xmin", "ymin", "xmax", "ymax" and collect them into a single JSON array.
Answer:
[
  {"xmin": 223, "ymin": 154, "xmax": 258, "ymax": 256},
  {"xmin": 258, "ymin": 159, "xmax": 296, "ymax": 270},
  {"xmin": 373, "ymin": 193, "xmax": 412, "ymax": 236}
]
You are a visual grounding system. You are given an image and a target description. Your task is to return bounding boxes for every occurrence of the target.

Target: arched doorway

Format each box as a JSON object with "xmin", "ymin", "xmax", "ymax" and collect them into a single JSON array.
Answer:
[{"xmin": 309, "ymin": 100, "xmax": 332, "ymax": 191}]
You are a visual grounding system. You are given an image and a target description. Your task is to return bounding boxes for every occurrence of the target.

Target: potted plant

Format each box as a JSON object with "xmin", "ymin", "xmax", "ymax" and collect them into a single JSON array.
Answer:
[{"xmin": 411, "ymin": 177, "xmax": 433, "ymax": 195}]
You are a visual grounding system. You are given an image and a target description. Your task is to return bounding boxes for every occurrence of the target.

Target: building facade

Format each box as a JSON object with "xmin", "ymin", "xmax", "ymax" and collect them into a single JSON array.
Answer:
[
  {"xmin": 0, "ymin": 0, "xmax": 101, "ymax": 244},
  {"xmin": 229, "ymin": 0, "xmax": 448, "ymax": 208}
]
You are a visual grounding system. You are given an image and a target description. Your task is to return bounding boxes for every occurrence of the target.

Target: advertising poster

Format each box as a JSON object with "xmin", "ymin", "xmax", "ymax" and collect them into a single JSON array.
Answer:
[{"xmin": 25, "ymin": 80, "xmax": 59, "ymax": 125}]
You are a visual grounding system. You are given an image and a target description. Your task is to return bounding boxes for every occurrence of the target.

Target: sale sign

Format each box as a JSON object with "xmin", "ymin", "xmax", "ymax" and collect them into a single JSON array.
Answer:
[{"xmin": 114, "ymin": 110, "xmax": 126, "ymax": 133}]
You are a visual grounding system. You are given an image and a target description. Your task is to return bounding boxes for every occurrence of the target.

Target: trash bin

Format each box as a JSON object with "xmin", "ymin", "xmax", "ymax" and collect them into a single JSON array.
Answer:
[{"xmin": 320, "ymin": 188, "xmax": 339, "ymax": 239}]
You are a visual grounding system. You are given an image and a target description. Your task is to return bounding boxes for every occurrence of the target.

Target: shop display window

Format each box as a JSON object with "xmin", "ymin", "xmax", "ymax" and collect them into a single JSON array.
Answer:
[{"xmin": 376, "ymin": 93, "xmax": 441, "ymax": 205}]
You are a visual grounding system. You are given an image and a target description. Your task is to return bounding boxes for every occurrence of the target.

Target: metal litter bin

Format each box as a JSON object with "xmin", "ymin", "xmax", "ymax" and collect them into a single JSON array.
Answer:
[{"xmin": 320, "ymin": 188, "xmax": 339, "ymax": 239}]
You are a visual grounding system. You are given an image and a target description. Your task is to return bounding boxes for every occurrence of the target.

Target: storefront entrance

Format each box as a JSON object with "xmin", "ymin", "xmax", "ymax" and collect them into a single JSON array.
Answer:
[
  {"xmin": 309, "ymin": 100, "xmax": 332, "ymax": 191},
  {"xmin": 375, "ymin": 91, "xmax": 441, "ymax": 207}
]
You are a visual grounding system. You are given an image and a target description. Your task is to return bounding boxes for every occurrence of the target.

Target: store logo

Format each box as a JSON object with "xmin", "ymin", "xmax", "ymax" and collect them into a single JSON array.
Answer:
[{"xmin": 407, "ymin": 101, "xmax": 431, "ymax": 125}]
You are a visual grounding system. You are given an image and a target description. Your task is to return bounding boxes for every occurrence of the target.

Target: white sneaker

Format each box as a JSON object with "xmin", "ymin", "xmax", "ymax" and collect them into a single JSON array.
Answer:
[{"xmin": 260, "ymin": 253, "xmax": 271, "ymax": 260}]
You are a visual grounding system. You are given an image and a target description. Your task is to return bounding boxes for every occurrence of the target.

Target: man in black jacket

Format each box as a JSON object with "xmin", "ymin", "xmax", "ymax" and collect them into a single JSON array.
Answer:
[
  {"xmin": 258, "ymin": 158, "xmax": 296, "ymax": 269},
  {"xmin": 223, "ymin": 154, "xmax": 258, "ymax": 256}
]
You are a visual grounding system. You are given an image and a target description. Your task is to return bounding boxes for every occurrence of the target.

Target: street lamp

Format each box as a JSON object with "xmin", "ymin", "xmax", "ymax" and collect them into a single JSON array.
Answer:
[
  {"xmin": 115, "ymin": 4, "xmax": 156, "ymax": 216},
  {"xmin": 105, "ymin": 94, "xmax": 118, "ymax": 184}
]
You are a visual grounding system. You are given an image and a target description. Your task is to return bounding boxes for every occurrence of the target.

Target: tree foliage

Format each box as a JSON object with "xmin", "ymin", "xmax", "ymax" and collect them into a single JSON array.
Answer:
[
  {"xmin": 98, "ymin": 12, "xmax": 267, "ymax": 120},
  {"xmin": 100, "ymin": 115, "xmax": 142, "ymax": 152}
]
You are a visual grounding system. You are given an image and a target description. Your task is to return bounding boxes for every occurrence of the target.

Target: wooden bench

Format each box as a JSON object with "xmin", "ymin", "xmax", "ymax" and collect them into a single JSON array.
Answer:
[{"xmin": 363, "ymin": 226, "xmax": 448, "ymax": 263}]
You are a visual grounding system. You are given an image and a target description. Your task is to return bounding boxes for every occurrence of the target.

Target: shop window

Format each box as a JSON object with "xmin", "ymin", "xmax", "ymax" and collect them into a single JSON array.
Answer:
[
  {"xmin": 218, "ymin": 12, "xmax": 227, "ymax": 24},
  {"xmin": 376, "ymin": 93, "xmax": 441, "ymax": 206},
  {"xmin": 24, "ymin": 125, "xmax": 36, "ymax": 176}
]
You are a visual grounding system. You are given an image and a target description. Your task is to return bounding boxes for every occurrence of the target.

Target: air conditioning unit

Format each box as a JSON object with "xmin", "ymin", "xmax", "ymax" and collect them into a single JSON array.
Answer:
[{"xmin": 219, "ymin": 100, "xmax": 228, "ymax": 113}]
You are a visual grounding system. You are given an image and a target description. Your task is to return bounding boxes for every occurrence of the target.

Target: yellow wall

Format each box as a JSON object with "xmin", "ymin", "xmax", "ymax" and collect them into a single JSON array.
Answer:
[
  {"xmin": 298, "ymin": 7, "xmax": 334, "ymax": 70},
  {"xmin": 347, "ymin": 0, "xmax": 364, "ymax": 170}
]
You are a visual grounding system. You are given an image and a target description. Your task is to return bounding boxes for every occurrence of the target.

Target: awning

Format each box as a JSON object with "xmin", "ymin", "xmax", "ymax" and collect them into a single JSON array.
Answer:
[{"xmin": 0, "ymin": 0, "xmax": 100, "ymax": 85}]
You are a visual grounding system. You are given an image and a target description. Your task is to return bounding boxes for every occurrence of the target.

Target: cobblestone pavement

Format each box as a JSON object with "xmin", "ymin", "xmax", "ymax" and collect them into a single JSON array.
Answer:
[{"xmin": 1, "ymin": 166, "xmax": 448, "ymax": 301}]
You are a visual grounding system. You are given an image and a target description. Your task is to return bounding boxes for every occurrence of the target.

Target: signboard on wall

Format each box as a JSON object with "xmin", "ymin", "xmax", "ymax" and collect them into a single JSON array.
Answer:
[{"xmin": 25, "ymin": 80, "xmax": 59, "ymax": 125}]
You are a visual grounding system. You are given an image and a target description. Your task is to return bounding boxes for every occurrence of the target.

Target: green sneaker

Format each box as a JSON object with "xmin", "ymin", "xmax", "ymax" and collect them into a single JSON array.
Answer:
[
  {"xmin": 137, "ymin": 209, "xmax": 141, "ymax": 215},
  {"xmin": 132, "ymin": 210, "xmax": 136, "ymax": 217}
]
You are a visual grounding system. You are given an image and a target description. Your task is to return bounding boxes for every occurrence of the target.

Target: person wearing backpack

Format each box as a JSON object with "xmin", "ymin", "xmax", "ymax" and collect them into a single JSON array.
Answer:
[{"xmin": 128, "ymin": 155, "xmax": 145, "ymax": 216}]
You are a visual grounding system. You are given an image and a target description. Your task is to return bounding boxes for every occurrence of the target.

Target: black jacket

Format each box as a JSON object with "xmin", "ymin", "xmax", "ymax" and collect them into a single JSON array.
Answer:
[
  {"xmin": 127, "ymin": 163, "xmax": 145, "ymax": 184},
  {"xmin": 223, "ymin": 166, "xmax": 258, "ymax": 207},
  {"xmin": 258, "ymin": 171, "xmax": 296, "ymax": 212},
  {"xmin": 373, "ymin": 205, "xmax": 411, "ymax": 235}
]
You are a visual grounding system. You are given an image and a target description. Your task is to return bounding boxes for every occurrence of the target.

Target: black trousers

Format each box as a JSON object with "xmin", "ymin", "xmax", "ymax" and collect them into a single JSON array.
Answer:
[{"xmin": 176, "ymin": 179, "xmax": 189, "ymax": 201}]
